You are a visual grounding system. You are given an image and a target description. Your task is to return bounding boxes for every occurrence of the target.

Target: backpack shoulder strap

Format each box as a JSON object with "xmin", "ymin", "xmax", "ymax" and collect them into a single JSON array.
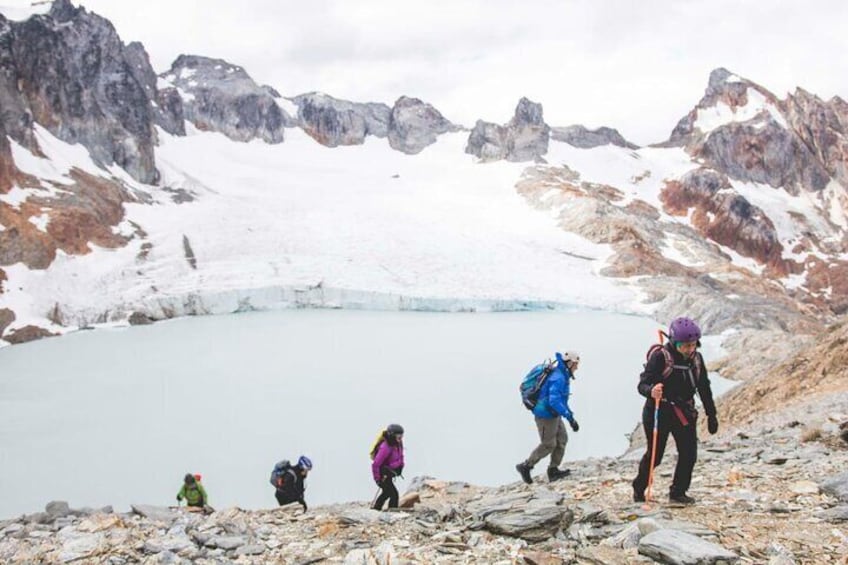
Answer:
[
  {"xmin": 646, "ymin": 343, "xmax": 674, "ymax": 379},
  {"xmin": 660, "ymin": 347, "xmax": 674, "ymax": 379}
]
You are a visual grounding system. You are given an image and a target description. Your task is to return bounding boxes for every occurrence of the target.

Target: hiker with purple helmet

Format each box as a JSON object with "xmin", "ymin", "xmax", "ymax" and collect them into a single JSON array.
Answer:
[{"xmin": 632, "ymin": 317, "xmax": 718, "ymax": 505}]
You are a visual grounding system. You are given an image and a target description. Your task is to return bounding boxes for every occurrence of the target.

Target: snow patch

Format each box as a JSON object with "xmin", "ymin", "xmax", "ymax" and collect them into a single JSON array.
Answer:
[
  {"xmin": 0, "ymin": 0, "xmax": 50, "ymax": 21},
  {"xmin": 27, "ymin": 212, "xmax": 50, "ymax": 232},
  {"xmin": 718, "ymin": 244, "xmax": 765, "ymax": 275},
  {"xmin": 178, "ymin": 67, "xmax": 197, "ymax": 80},
  {"xmin": 782, "ymin": 272, "xmax": 807, "ymax": 291},
  {"xmin": 544, "ymin": 142, "xmax": 697, "ymax": 214},
  {"xmin": 695, "ymin": 88, "xmax": 787, "ymax": 134},
  {"xmin": 730, "ymin": 179, "xmax": 836, "ymax": 260},
  {"xmin": 176, "ymin": 87, "xmax": 195, "ymax": 102},
  {"xmin": 659, "ymin": 232, "xmax": 706, "ymax": 268},
  {"xmin": 278, "ymin": 97, "xmax": 299, "ymax": 118}
]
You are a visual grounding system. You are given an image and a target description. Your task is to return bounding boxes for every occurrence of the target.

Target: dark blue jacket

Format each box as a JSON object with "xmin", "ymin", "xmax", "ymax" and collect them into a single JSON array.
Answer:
[{"xmin": 532, "ymin": 354, "xmax": 575, "ymax": 421}]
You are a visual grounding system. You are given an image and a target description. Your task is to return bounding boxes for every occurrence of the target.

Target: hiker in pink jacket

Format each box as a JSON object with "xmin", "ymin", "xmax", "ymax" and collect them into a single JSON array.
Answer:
[{"xmin": 371, "ymin": 424, "xmax": 405, "ymax": 510}]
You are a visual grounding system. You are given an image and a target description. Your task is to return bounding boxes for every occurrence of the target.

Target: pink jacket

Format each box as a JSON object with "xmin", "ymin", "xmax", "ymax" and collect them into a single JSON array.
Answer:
[{"xmin": 371, "ymin": 440, "xmax": 404, "ymax": 482}]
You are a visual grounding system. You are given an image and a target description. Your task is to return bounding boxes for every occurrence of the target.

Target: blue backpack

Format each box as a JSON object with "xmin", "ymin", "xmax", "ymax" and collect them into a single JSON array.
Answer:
[{"xmin": 520, "ymin": 360, "xmax": 556, "ymax": 410}]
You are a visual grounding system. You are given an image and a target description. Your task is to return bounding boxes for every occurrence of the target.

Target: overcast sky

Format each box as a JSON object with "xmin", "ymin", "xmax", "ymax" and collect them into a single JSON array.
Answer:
[{"xmin": 10, "ymin": 1, "xmax": 848, "ymax": 144}]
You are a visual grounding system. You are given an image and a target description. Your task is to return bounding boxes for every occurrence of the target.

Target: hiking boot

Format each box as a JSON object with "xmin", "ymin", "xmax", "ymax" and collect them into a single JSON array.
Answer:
[
  {"xmin": 633, "ymin": 488, "xmax": 645, "ymax": 503},
  {"xmin": 547, "ymin": 467, "xmax": 571, "ymax": 481},
  {"xmin": 515, "ymin": 462, "xmax": 533, "ymax": 484},
  {"xmin": 669, "ymin": 493, "xmax": 696, "ymax": 505}
]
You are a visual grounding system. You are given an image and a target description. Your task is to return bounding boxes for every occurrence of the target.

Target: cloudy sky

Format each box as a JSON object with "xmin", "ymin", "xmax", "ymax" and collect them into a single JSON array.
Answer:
[{"xmin": 10, "ymin": 1, "xmax": 848, "ymax": 145}]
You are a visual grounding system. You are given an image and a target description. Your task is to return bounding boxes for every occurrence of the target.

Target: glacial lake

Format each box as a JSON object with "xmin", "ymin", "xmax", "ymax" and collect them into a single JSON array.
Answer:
[{"xmin": 0, "ymin": 309, "xmax": 735, "ymax": 518}]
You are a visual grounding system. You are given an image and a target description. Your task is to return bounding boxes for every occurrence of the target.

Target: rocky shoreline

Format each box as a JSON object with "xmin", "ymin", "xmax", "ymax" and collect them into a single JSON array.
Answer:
[{"xmin": 3, "ymin": 391, "xmax": 846, "ymax": 564}]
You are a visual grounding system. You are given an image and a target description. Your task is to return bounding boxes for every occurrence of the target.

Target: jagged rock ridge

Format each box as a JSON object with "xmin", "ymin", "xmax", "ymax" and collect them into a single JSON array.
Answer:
[
  {"xmin": 160, "ymin": 55, "xmax": 295, "ymax": 143},
  {"xmin": 466, "ymin": 97, "xmax": 551, "ymax": 162}
]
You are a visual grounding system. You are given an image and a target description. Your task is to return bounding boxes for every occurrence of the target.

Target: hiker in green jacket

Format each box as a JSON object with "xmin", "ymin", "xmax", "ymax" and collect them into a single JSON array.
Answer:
[{"xmin": 176, "ymin": 473, "xmax": 208, "ymax": 508}]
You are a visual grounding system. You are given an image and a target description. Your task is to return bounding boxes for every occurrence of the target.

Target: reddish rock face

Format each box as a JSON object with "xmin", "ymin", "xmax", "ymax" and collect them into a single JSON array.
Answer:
[
  {"xmin": 0, "ymin": 133, "xmax": 15, "ymax": 194},
  {"xmin": 0, "ymin": 169, "xmax": 132, "ymax": 269},
  {"xmin": 2, "ymin": 324, "xmax": 55, "ymax": 344},
  {"xmin": 662, "ymin": 169, "xmax": 789, "ymax": 274},
  {"xmin": 0, "ymin": 202, "xmax": 57, "ymax": 269},
  {"xmin": 0, "ymin": 307, "xmax": 12, "ymax": 337},
  {"xmin": 804, "ymin": 260, "xmax": 848, "ymax": 314},
  {"xmin": 783, "ymin": 89, "xmax": 848, "ymax": 186}
]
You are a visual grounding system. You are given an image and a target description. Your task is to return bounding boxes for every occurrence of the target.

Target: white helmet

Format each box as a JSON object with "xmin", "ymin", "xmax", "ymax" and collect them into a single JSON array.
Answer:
[{"xmin": 562, "ymin": 351, "xmax": 580, "ymax": 364}]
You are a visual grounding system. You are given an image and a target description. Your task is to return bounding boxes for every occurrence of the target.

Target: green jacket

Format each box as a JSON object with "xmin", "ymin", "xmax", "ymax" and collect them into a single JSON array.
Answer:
[{"xmin": 177, "ymin": 482, "xmax": 207, "ymax": 507}]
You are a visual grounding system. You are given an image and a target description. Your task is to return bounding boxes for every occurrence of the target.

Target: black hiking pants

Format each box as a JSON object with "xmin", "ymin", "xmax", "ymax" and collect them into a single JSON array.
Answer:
[
  {"xmin": 372, "ymin": 477, "xmax": 398, "ymax": 510},
  {"xmin": 632, "ymin": 402, "xmax": 698, "ymax": 497},
  {"xmin": 275, "ymin": 489, "xmax": 306, "ymax": 510}
]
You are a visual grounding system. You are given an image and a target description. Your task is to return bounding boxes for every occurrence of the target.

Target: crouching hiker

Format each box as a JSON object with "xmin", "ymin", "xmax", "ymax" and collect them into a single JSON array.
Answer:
[
  {"xmin": 516, "ymin": 351, "xmax": 581, "ymax": 484},
  {"xmin": 177, "ymin": 473, "xmax": 212, "ymax": 513},
  {"xmin": 271, "ymin": 456, "xmax": 312, "ymax": 512},
  {"xmin": 632, "ymin": 317, "xmax": 719, "ymax": 505},
  {"xmin": 371, "ymin": 424, "xmax": 405, "ymax": 510}
]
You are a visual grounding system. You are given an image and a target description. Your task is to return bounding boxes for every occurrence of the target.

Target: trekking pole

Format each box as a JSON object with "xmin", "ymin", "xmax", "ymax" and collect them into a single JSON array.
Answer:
[{"xmin": 644, "ymin": 396, "xmax": 660, "ymax": 510}]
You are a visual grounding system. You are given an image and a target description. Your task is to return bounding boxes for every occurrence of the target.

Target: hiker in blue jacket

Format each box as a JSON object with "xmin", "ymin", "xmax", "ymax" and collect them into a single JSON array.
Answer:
[{"xmin": 516, "ymin": 351, "xmax": 581, "ymax": 484}]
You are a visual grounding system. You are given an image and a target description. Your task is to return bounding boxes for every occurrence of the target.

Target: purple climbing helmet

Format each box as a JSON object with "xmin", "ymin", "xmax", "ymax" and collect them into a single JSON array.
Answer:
[{"xmin": 668, "ymin": 317, "xmax": 701, "ymax": 343}]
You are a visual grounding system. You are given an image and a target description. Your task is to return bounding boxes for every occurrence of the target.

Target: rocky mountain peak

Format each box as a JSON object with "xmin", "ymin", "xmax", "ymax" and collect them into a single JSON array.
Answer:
[
  {"xmin": 291, "ymin": 92, "xmax": 391, "ymax": 147},
  {"xmin": 47, "ymin": 0, "xmax": 79, "ymax": 22},
  {"xmin": 387, "ymin": 95, "xmax": 458, "ymax": 154},
  {"xmin": 511, "ymin": 96, "xmax": 545, "ymax": 127},
  {"xmin": 0, "ymin": 1, "xmax": 159, "ymax": 184},
  {"xmin": 160, "ymin": 54, "xmax": 294, "ymax": 144},
  {"xmin": 465, "ymin": 97, "xmax": 550, "ymax": 162},
  {"xmin": 668, "ymin": 68, "xmax": 834, "ymax": 195},
  {"xmin": 550, "ymin": 125, "xmax": 638, "ymax": 149}
]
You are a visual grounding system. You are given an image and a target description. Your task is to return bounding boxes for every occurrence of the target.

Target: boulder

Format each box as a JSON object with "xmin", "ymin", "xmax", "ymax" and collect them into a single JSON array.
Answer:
[{"xmin": 638, "ymin": 529, "xmax": 739, "ymax": 564}]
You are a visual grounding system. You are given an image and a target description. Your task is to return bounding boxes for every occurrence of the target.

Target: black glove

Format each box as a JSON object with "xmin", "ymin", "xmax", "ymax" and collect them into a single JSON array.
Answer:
[
  {"xmin": 176, "ymin": 496, "xmax": 181, "ymax": 503},
  {"xmin": 569, "ymin": 419, "xmax": 579, "ymax": 432},
  {"xmin": 707, "ymin": 415, "xmax": 719, "ymax": 435}
]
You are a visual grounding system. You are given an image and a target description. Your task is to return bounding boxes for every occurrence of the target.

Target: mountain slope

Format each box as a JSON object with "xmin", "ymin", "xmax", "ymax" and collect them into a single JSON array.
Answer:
[{"xmin": 2, "ymin": 3, "xmax": 848, "ymax": 358}]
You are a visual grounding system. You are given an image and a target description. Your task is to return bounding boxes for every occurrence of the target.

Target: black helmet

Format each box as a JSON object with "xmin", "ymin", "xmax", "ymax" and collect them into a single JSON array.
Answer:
[
  {"xmin": 386, "ymin": 423, "xmax": 404, "ymax": 437},
  {"xmin": 184, "ymin": 473, "xmax": 196, "ymax": 484}
]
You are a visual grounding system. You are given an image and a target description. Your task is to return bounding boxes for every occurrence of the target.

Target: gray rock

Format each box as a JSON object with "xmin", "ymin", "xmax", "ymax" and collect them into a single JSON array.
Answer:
[
  {"xmin": 2, "ymin": 523, "xmax": 24, "ymax": 536},
  {"xmin": 637, "ymin": 517, "xmax": 662, "ymax": 536},
  {"xmin": 234, "ymin": 543, "xmax": 265, "ymax": 555},
  {"xmin": 600, "ymin": 521, "xmax": 642, "ymax": 549},
  {"xmin": 821, "ymin": 472, "xmax": 848, "ymax": 502},
  {"xmin": 766, "ymin": 542, "xmax": 797, "ymax": 565},
  {"xmin": 293, "ymin": 92, "xmax": 390, "ymax": 147},
  {"xmin": 206, "ymin": 535, "xmax": 246, "ymax": 550},
  {"xmin": 639, "ymin": 529, "xmax": 739, "ymax": 564},
  {"xmin": 45, "ymin": 501, "xmax": 71, "ymax": 518},
  {"xmin": 816, "ymin": 505, "xmax": 848, "ymax": 522},
  {"xmin": 130, "ymin": 505, "xmax": 179, "ymax": 525},
  {"xmin": 404, "ymin": 475, "xmax": 437, "ymax": 494},
  {"xmin": 482, "ymin": 505, "xmax": 572, "ymax": 542},
  {"xmin": 162, "ymin": 54, "xmax": 294, "ymax": 144},
  {"xmin": 387, "ymin": 96, "xmax": 458, "ymax": 154},
  {"xmin": 57, "ymin": 529, "xmax": 106, "ymax": 563},
  {"xmin": 465, "ymin": 97, "xmax": 550, "ymax": 162},
  {"xmin": 551, "ymin": 125, "xmax": 638, "ymax": 149},
  {"xmin": 338, "ymin": 508, "xmax": 409, "ymax": 525}
]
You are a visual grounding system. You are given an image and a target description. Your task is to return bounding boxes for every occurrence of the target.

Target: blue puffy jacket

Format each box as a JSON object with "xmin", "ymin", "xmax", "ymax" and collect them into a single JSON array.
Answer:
[{"xmin": 532, "ymin": 354, "xmax": 575, "ymax": 421}]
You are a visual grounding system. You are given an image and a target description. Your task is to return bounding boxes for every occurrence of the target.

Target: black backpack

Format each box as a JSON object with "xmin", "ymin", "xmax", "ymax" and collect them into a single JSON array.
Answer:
[{"xmin": 269, "ymin": 460, "xmax": 296, "ymax": 489}]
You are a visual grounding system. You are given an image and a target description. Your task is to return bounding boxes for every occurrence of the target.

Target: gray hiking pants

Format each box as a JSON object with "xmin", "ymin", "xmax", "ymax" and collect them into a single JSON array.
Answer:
[{"xmin": 525, "ymin": 416, "xmax": 568, "ymax": 469}]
